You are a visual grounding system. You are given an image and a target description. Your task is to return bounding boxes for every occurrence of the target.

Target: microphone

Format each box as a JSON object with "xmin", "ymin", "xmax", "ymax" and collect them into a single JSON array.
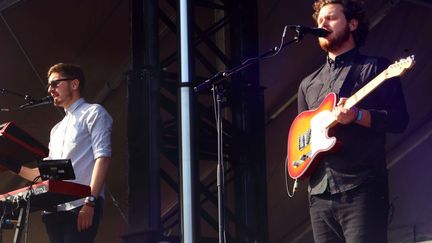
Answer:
[
  {"xmin": 287, "ymin": 25, "xmax": 329, "ymax": 37},
  {"xmin": 19, "ymin": 95, "xmax": 53, "ymax": 109}
]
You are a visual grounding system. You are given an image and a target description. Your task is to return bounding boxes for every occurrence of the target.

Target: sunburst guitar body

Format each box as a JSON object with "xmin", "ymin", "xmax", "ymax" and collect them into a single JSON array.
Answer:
[{"xmin": 286, "ymin": 55, "xmax": 415, "ymax": 180}]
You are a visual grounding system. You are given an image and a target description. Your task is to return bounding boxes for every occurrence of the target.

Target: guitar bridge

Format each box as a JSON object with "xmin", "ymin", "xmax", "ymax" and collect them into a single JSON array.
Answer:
[{"xmin": 293, "ymin": 154, "xmax": 310, "ymax": 168}]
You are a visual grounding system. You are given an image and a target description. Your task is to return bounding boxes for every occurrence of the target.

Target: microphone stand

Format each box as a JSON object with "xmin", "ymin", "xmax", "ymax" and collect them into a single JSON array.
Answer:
[
  {"xmin": 194, "ymin": 27, "xmax": 308, "ymax": 243},
  {"xmin": 0, "ymin": 88, "xmax": 35, "ymax": 112},
  {"xmin": 214, "ymin": 84, "xmax": 225, "ymax": 243}
]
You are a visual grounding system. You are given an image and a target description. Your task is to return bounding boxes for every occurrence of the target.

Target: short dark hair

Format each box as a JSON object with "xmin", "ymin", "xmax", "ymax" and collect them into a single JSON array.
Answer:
[
  {"xmin": 312, "ymin": 0, "xmax": 369, "ymax": 47},
  {"xmin": 47, "ymin": 63, "xmax": 86, "ymax": 93}
]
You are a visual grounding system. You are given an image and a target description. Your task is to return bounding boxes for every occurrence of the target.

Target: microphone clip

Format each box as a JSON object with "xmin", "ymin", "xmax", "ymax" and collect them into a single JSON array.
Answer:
[
  {"xmin": 288, "ymin": 25, "xmax": 306, "ymax": 40},
  {"xmin": 287, "ymin": 25, "xmax": 329, "ymax": 41},
  {"xmin": 19, "ymin": 96, "xmax": 53, "ymax": 110}
]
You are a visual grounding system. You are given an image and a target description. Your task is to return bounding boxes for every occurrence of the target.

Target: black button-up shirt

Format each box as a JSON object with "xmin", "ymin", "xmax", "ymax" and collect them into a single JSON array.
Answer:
[{"xmin": 297, "ymin": 48, "xmax": 409, "ymax": 195}]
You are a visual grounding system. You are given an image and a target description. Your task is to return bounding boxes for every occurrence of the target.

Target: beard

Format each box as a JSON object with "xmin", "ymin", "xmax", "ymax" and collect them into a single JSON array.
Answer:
[
  {"xmin": 319, "ymin": 24, "xmax": 351, "ymax": 53},
  {"xmin": 53, "ymin": 84, "xmax": 74, "ymax": 107}
]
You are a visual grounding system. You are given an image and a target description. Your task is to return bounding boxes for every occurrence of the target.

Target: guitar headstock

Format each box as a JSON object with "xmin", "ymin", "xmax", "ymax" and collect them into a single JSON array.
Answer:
[{"xmin": 387, "ymin": 55, "xmax": 416, "ymax": 79}]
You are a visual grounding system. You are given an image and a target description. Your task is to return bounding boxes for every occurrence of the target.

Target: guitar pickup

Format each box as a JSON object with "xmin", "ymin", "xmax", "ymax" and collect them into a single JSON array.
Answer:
[
  {"xmin": 293, "ymin": 154, "xmax": 310, "ymax": 168},
  {"xmin": 298, "ymin": 129, "xmax": 312, "ymax": 151}
]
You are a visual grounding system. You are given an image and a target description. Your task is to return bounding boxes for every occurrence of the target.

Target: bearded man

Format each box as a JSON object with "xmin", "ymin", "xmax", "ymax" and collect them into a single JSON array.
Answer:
[{"xmin": 297, "ymin": 0, "xmax": 409, "ymax": 242}]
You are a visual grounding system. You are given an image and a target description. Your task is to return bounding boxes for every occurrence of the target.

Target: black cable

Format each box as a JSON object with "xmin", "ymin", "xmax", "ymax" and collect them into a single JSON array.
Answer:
[
  {"xmin": 284, "ymin": 158, "xmax": 299, "ymax": 198},
  {"xmin": 106, "ymin": 188, "xmax": 128, "ymax": 224}
]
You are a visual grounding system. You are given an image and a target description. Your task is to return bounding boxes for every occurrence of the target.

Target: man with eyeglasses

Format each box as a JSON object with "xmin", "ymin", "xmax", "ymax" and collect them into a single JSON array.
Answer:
[{"xmin": 5, "ymin": 63, "xmax": 113, "ymax": 243}]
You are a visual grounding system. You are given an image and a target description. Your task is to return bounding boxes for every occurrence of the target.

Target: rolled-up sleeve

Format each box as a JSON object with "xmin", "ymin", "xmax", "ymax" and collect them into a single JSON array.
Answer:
[{"xmin": 86, "ymin": 105, "xmax": 113, "ymax": 159}]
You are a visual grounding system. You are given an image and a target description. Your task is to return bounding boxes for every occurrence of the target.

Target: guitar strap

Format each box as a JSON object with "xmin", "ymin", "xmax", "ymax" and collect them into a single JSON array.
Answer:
[{"xmin": 338, "ymin": 55, "xmax": 368, "ymax": 97}]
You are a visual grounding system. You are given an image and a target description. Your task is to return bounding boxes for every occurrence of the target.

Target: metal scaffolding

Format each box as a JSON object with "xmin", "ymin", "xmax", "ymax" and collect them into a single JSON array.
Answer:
[{"xmin": 126, "ymin": 0, "xmax": 268, "ymax": 242}]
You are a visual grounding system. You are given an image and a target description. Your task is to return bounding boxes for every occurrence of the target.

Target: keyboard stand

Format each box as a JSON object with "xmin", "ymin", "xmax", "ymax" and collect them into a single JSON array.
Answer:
[{"xmin": 13, "ymin": 207, "xmax": 26, "ymax": 243}]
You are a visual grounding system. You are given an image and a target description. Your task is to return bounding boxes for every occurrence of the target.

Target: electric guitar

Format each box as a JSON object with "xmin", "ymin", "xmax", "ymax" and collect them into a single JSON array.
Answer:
[{"xmin": 286, "ymin": 55, "xmax": 415, "ymax": 180}]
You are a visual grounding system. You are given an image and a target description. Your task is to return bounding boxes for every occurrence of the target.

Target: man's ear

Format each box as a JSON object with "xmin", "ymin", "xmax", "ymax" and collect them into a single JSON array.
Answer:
[
  {"xmin": 349, "ymin": 18, "xmax": 358, "ymax": 32},
  {"xmin": 72, "ymin": 79, "xmax": 80, "ymax": 90}
]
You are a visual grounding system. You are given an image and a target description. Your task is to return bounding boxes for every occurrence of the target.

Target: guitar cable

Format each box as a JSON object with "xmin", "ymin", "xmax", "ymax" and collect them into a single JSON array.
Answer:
[{"xmin": 284, "ymin": 157, "xmax": 299, "ymax": 198}]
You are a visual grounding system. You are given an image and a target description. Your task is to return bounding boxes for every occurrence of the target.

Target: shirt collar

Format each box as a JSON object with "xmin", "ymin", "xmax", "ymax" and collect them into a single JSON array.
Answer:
[
  {"xmin": 327, "ymin": 48, "xmax": 358, "ymax": 68},
  {"xmin": 65, "ymin": 98, "xmax": 85, "ymax": 114}
]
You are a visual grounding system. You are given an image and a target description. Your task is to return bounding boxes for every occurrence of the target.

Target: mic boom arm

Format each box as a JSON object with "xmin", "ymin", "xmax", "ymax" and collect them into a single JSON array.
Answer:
[{"xmin": 19, "ymin": 96, "xmax": 53, "ymax": 110}]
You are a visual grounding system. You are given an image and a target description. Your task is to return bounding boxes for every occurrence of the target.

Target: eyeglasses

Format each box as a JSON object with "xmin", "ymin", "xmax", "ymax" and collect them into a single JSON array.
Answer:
[{"xmin": 46, "ymin": 78, "xmax": 75, "ymax": 89}]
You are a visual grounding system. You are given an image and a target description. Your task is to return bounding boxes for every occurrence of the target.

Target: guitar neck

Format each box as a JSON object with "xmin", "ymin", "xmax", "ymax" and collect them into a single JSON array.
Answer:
[
  {"xmin": 321, "ymin": 55, "xmax": 414, "ymax": 129},
  {"xmin": 323, "ymin": 69, "xmax": 390, "ymax": 129},
  {"xmin": 344, "ymin": 70, "xmax": 389, "ymax": 109}
]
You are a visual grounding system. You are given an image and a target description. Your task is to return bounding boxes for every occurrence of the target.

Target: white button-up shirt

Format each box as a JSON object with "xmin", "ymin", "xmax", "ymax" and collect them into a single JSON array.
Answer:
[{"xmin": 46, "ymin": 98, "xmax": 112, "ymax": 210}]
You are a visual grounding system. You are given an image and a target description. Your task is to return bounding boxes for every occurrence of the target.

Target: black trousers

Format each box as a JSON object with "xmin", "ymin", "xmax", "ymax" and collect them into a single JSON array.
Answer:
[
  {"xmin": 309, "ymin": 182, "xmax": 389, "ymax": 243},
  {"xmin": 42, "ymin": 199, "xmax": 104, "ymax": 243}
]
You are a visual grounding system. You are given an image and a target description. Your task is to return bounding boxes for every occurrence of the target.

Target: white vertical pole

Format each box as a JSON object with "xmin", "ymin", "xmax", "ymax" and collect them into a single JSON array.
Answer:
[{"xmin": 179, "ymin": 0, "xmax": 195, "ymax": 242}]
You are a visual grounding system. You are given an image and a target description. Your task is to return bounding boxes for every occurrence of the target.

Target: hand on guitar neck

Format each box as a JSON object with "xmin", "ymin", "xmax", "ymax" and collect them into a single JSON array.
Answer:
[{"xmin": 333, "ymin": 98, "xmax": 371, "ymax": 128}]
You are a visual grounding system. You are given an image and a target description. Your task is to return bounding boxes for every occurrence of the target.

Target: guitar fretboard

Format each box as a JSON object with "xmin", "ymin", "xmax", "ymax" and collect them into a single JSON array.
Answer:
[{"xmin": 323, "ymin": 55, "xmax": 414, "ymax": 129}]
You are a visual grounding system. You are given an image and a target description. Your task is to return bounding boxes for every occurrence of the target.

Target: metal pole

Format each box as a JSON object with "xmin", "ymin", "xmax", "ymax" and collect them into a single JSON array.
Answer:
[
  {"xmin": 179, "ymin": 0, "xmax": 197, "ymax": 242},
  {"xmin": 215, "ymin": 85, "xmax": 226, "ymax": 243},
  {"xmin": 127, "ymin": 0, "xmax": 161, "ymax": 241}
]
